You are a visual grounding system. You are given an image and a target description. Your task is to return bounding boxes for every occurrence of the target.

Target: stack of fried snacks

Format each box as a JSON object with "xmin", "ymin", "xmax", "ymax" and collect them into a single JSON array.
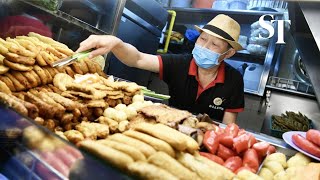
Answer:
[{"xmin": 79, "ymin": 122, "xmax": 235, "ymax": 180}]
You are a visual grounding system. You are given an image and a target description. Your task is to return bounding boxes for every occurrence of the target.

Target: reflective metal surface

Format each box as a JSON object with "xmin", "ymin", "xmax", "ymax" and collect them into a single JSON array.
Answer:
[{"xmin": 289, "ymin": 2, "xmax": 320, "ymax": 105}]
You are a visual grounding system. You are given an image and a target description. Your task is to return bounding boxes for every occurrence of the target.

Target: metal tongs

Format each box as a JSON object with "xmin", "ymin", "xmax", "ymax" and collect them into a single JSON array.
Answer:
[{"xmin": 52, "ymin": 49, "xmax": 92, "ymax": 67}]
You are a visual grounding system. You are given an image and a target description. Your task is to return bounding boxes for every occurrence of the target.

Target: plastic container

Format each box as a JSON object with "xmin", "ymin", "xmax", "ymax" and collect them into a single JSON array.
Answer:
[
  {"xmin": 228, "ymin": 0, "xmax": 248, "ymax": 10},
  {"xmin": 193, "ymin": 0, "xmax": 216, "ymax": 8},
  {"xmin": 212, "ymin": 0, "xmax": 229, "ymax": 10},
  {"xmin": 170, "ymin": 0, "xmax": 192, "ymax": 7}
]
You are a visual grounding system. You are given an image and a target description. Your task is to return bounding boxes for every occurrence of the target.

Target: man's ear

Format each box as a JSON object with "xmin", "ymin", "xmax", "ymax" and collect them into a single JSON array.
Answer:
[{"xmin": 224, "ymin": 48, "xmax": 236, "ymax": 59}]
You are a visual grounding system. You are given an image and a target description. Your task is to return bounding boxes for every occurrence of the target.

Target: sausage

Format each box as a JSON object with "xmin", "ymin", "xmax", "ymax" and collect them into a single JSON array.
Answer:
[
  {"xmin": 306, "ymin": 129, "xmax": 320, "ymax": 147},
  {"xmin": 223, "ymin": 156, "xmax": 242, "ymax": 173},
  {"xmin": 217, "ymin": 144, "xmax": 236, "ymax": 161},
  {"xmin": 225, "ymin": 123, "xmax": 239, "ymax": 138},
  {"xmin": 292, "ymin": 134, "xmax": 320, "ymax": 158},
  {"xmin": 64, "ymin": 145, "xmax": 83, "ymax": 159},
  {"xmin": 233, "ymin": 133, "xmax": 250, "ymax": 154},
  {"xmin": 217, "ymin": 133, "xmax": 233, "ymax": 148},
  {"xmin": 199, "ymin": 152, "xmax": 224, "ymax": 165},
  {"xmin": 40, "ymin": 151, "xmax": 69, "ymax": 177},
  {"xmin": 203, "ymin": 130, "xmax": 219, "ymax": 154},
  {"xmin": 252, "ymin": 141, "xmax": 270, "ymax": 158},
  {"xmin": 54, "ymin": 148, "xmax": 77, "ymax": 168},
  {"xmin": 36, "ymin": 161, "xmax": 60, "ymax": 180},
  {"xmin": 266, "ymin": 145, "xmax": 276, "ymax": 156},
  {"xmin": 237, "ymin": 129, "xmax": 246, "ymax": 136},
  {"xmin": 242, "ymin": 149, "xmax": 259, "ymax": 172},
  {"xmin": 248, "ymin": 134, "xmax": 257, "ymax": 148}
]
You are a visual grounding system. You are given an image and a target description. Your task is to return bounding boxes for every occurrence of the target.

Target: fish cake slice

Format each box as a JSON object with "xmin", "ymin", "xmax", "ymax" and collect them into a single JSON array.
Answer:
[
  {"xmin": 11, "ymin": 71, "xmax": 32, "ymax": 89},
  {"xmin": 0, "ymin": 76, "xmax": 16, "ymax": 92},
  {"xmin": 3, "ymin": 59, "xmax": 33, "ymax": 72},
  {"xmin": 33, "ymin": 65, "xmax": 48, "ymax": 85},
  {"xmin": 6, "ymin": 73, "xmax": 26, "ymax": 91}
]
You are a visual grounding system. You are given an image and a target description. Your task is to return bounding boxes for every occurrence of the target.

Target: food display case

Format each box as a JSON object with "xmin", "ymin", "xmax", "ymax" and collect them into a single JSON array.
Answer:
[{"xmin": 0, "ymin": 104, "xmax": 132, "ymax": 180}]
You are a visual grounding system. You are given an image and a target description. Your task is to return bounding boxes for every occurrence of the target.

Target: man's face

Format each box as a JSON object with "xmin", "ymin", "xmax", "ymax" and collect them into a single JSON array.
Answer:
[{"xmin": 195, "ymin": 32, "xmax": 235, "ymax": 62}]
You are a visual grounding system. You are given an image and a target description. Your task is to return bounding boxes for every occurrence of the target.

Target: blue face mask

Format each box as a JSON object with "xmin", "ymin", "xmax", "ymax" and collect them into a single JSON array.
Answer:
[{"xmin": 192, "ymin": 44, "xmax": 230, "ymax": 69}]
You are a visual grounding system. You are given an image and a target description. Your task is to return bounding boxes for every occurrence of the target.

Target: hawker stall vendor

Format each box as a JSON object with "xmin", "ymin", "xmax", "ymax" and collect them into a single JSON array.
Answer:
[{"xmin": 77, "ymin": 14, "xmax": 244, "ymax": 124}]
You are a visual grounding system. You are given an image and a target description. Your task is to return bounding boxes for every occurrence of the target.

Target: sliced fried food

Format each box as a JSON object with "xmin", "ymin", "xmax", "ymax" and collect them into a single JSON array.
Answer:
[
  {"xmin": 65, "ymin": 66, "xmax": 75, "ymax": 77},
  {"xmin": 40, "ymin": 51, "xmax": 54, "ymax": 66},
  {"xmin": 8, "ymin": 93, "xmax": 39, "ymax": 118},
  {"xmin": 98, "ymin": 116, "xmax": 118, "ymax": 132},
  {"xmin": 53, "ymin": 46, "xmax": 74, "ymax": 56},
  {"xmin": 132, "ymin": 122, "xmax": 188, "ymax": 151},
  {"xmin": 3, "ymin": 59, "xmax": 33, "ymax": 71},
  {"xmin": 21, "ymin": 71, "xmax": 38, "ymax": 88},
  {"xmin": 43, "ymin": 68, "xmax": 53, "ymax": 84},
  {"xmin": 78, "ymin": 60, "xmax": 89, "ymax": 74},
  {"xmin": 60, "ymin": 91, "xmax": 78, "ymax": 100},
  {"xmin": 71, "ymin": 62, "xmax": 84, "ymax": 75},
  {"xmin": 15, "ymin": 39, "xmax": 39, "ymax": 54},
  {"xmin": 36, "ymin": 92, "xmax": 66, "ymax": 118},
  {"xmin": 6, "ymin": 73, "xmax": 26, "ymax": 91},
  {"xmin": 24, "ymin": 92, "xmax": 56, "ymax": 118},
  {"xmin": 80, "ymin": 140, "xmax": 133, "ymax": 170},
  {"xmin": 84, "ymin": 59, "xmax": 97, "ymax": 73},
  {"xmin": 0, "ymin": 42, "xmax": 9, "ymax": 54},
  {"xmin": 46, "ymin": 47, "xmax": 65, "ymax": 59},
  {"xmin": 53, "ymin": 73, "xmax": 74, "ymax": 91},
  {"xmin": 48, "ymin": 84, "xmax": 63, "ymax": 94},
  {"xmin": 29, "ymin": 70, "xmax": 41, "ymax": 86},
  {"xmin": 0, "ymin": 76, "xmax": 16, "ymax": 92},
  {"xmin": 33, "ymin": 65, "xmax": 48, "ymax": 85},
  {"xmin": 93, "ymin": 61, "xmax": 107, "ymax": 78},
  {"xmin": 0, "ymin": 64, "xmax": 9, "ymax": 75},
  {"xmin": 0, "ymin": 92, "xmax": 28, "ymax": 116},
  {"xmin": 46, "ymin": 92, "xmax": 77, "ymax": 111},
  {"xmin": 0, "ymin": 80, "xmax": 11, "ymax": 94},
  {"xmin": 84, "ymin": 99, "xmax": 107, "ymax": 108},
  {"xmin": 148, "ymin": 152, "xmax": 200, "ymax": 180},
  {"xmin": 107, "ymin": 94, "xmax": 124, "ymax": 100},
  {"xmin": 61, "ymin": 113, "xmax": 74, "ymax": 125},
  {"xmin": 98, "ymin": 139, "xmax": 146, "ymax": 161},
  {"xmin": 4, "ymin": 52, "xmax": 35, "ymax": 65},
  {"xmin": 35, "ymin": 53, "xmax": 47, "ymax": 66},
  {"xmin": 64, "ymin": 130, "xmax": 84, "ymax": 144},
  {"xmin": 45, "ymin": 67, "xmax": 58, "ymax": 78},
  {"xmin": 123, "ymin": 130, "xmax": 175, "ymax": 157},
  {"xmin": 6, "ymin": 38, "xmax": 36, "ymax": 57},
  {"xmin": 128, "ymin": 161, "xmax": 178, "ymax": 180},
  {"xmin": 11, "ymin": 71, "xmax": 32, "ymax": 89},
  {"xmin": 108, "ymin": 133, "xmax": 156, "ymax": 157}
]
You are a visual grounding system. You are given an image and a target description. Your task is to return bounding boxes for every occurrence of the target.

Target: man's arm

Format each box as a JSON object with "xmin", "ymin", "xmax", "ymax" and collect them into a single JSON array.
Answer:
[
  {"xmin": 77, "ymin": 35, "xmax": 159, "ymax": 72},
  {"xmin": 222, "ymin": 112, "xmax": 238, "ymax": 124}
]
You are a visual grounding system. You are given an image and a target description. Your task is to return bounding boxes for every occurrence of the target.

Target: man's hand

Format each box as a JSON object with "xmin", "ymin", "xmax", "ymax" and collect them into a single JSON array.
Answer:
[
  {"xmin": 76, "ymin": 35, "xmax": 122, "ymax": 58},
  {"xmin": 76, "ymin": 34, "xmax": 159, "ymax": 73}
]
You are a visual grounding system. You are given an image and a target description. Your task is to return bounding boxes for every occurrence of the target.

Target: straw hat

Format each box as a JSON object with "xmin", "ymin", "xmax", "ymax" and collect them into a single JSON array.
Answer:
[{"xmin": 195, "ymin": 14, "xmax": 243, "ymax": 50}]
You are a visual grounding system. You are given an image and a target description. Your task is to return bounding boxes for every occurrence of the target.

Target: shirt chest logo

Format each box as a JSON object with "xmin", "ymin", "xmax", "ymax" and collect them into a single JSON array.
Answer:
[
  {"xmin": 213, "ymin": 97, "xmax": 223, "ymax": 106},
  {"xmin": 209, "ymin": 97, "xmax": 225, "ymax": 111}
]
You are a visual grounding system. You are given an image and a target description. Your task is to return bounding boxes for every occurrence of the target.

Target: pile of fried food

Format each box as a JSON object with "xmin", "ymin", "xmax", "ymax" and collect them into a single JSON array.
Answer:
[
  {"xmin": 272, "ymin": 111, "xmax": 312, "ymax": 132},
  {"xmin": 79, "ymin": 122, "xmax": 236, "ymax": 180}
]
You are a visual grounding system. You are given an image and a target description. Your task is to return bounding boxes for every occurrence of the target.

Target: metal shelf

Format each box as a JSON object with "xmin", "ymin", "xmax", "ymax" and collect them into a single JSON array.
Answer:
[
  {"xmin": 18, "ymin": 0, "xmax": 111, "ymax": 35},
  {"xmin": 266, "ymin": 76, "xmax": 315, "ymax": 98}
]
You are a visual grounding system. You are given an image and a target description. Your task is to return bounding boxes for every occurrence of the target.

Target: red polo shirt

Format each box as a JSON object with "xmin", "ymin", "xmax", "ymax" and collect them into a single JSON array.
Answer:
[{"xmin": 158, "ymin": 54, "xmax": 244, "ymax": 121}]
